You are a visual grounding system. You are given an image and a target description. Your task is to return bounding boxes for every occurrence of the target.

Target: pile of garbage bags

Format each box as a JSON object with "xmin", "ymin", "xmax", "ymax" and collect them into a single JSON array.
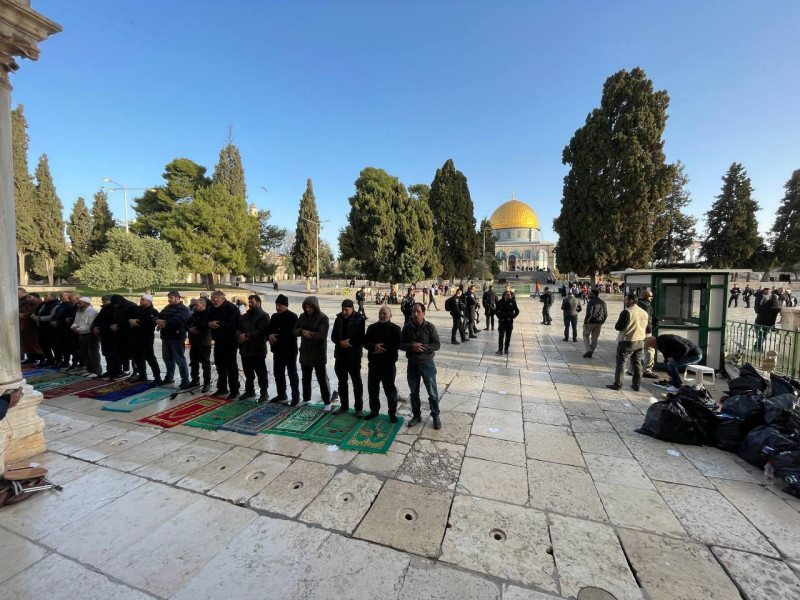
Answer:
[{"xmin": 637, "ymin": 363, "xmax": 800, "ymax": 497}]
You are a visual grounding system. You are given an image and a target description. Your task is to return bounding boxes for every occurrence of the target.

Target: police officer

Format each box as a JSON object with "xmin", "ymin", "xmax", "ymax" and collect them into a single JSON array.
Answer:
[
  {"xmin": 465, "ymin": 284, "xmax": 480, "ymax": 337},
  {"xmin": 540, "ymin": 286, "xmax": 553, "ymax": 325},
  {"xmin": 448, "ymin": 288, "xmax": 468, "ymax": 344},
  {"xmin": 495, "ymin": 290, "xmax": 520, "ymax": 355}
]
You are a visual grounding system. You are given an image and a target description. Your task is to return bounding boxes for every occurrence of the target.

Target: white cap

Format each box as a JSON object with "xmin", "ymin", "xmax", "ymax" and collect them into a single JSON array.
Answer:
[
  {"xmin": 141, "ymin": 294, "xmax": 154, "ymax": 302},
  {"xmin": 79, "ymin": 296, "xmax": 92, "ymax": 304}
]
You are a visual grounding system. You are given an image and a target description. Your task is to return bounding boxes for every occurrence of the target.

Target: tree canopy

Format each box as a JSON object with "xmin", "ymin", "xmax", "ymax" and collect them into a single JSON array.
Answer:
[
  {"xmin": 12, "ymin": 105, "xmax": 38, "ymax": 285},
  {"xmin": 553, "ymin": 67, "xmax": 675, "ymax": 277},
  {"xmin": 771, "ymin": 169, "xmax": 800, "ymax": 269},
  {"xmin": 89, "ymin": 189, "xmax": 116, "ymax": 254},
  {"xmin": 428, "ymin": 159, "xmax": 479, "ymax": 279},
  {"xmin": 700, "ymin": 162, "xmax": 761, "ymax": 268},
  {"xmin": 652, "ymin": 161, "xmax": 698, "ymax": 265},
  {"xmin": 33, "ymin": 154, "xmax": 65, "ymax": 286},
  {"xmin": 67, "ymin": 196, "xmax": 93, "ymax": 268}
]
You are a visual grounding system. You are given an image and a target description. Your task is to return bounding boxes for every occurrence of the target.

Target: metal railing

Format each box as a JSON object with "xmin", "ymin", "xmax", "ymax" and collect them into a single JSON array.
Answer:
[{"xmin": 725, "ymin": 320, "xmax": 800, "ymax": 379}]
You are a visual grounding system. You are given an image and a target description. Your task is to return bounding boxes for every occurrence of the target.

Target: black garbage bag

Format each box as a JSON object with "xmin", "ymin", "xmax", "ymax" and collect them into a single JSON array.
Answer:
[
  {"xmin": 771, "ymin": 449, "xmax": 800, "ymax": 498},
  {"xmin": 738, "ymin": 426, "xmax": 800, "ymax": 468},
  {"xmin": 769, "ymin": 373, "xmax": 798, "ymax": 397},
  {"xmin": 764, "ymin": 394, "xmax": 800, "ymax": 433},
  {"xmin": 721, "ymin": 391, "xmax": 766, "ymax": 432},
  {"xmin": 728, "ymin": 363, "xmax": 770, "ymax": 397},
  {"xmin": 714, "ymin": 414, "xmax": 746, "ymax": 451},
  {"xmin": 636, "ymin": 398, "xmax": 706, "ymax": 445},
  {"xmin": 672, "ymin": 386, "xmax": 718, "ymax": 444}
]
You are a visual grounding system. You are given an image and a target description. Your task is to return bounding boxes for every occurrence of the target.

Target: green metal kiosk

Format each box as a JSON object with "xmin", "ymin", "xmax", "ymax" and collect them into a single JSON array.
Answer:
[{"xmin": 613, "ymin": 269, "xmax": 739, "ymax": 371}]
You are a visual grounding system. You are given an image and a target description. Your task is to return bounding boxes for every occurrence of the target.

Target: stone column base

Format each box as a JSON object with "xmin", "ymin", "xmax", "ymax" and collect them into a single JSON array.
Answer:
[{"xmin": 0, "ymin": 384, "xmax": 45, "ymax": 474}]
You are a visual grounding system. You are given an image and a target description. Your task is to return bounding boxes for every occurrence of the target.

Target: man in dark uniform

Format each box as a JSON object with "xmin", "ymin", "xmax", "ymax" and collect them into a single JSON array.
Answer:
[
  {"xmin": 540, "ymin": 286, "xmax": 553, "ymax": 325},
  {"xmin": 237, "ymin": 294, "xmax": 270, "ymax": 401},
  {"xmin": 155, "ymin": 290, "xmax": 192, "ymax": 389},
  {"xmin": 400, "ymin": 288, "xmax": 415, "ymax": 324},
  {"xmin": 355, "ymin": 286, "xmax": 367, "ymax": 319},
  {"xmin": 448, "ymin": 287, "xmax": 468, "ymax": 344},
  {"xmin": 482, "ymin": 284, "xmax": 498, "ymax": 331},
  {"xmin": 331, "ymin": 299, "xmax": 366, "ymax": 417},
  {"xmin": 495, "ymin": 289, "xmax": 520, "ymax": 355},
  {"xmin": 187, "ymin": 296, "xmax": 212, "ymax": 393},
  {"xmin": 363, "ymin": 305, "xmax": 401, "ymax": 423},
  {"xmin": 130, "ymin": 294, "xmax": 161, "ymax": 384},
  {"xmin": 465, "ymin": 284, "xmax": 480, "ymax": 337},
  {"xmin": 743, "ymin": 284, "xmax": 753, "ymax": 308},
  {"xmin": 266, "ymin": 294, "xmax": 300, "ymax": 405},
  {"xmin": 208, "ymin": 290, "xmax": 241, "ymax": 399}
]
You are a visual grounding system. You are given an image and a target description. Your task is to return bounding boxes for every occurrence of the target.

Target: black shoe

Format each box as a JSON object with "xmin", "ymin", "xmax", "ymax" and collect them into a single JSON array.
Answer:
[
  {"xmin": 179, "ymin": 381, "xmax": 194, "ymax": 390},
  {"xmin": 469, "ymin": 335, "xmax": 477, "ymax": 339},
  {"xmin": 643, "ymin": 372, "xmax": 659, "ymax": 379},
  {"xmin": 389, "ymin": 414, "xmax": 398, "ymax": 424},
  {"xmin": 364, "ymin": 411, "xmax": 379, "ymax": 420},
  {"xmin": 631, "ymin": 385, "xmax": 640, "ymax": 391},
  {"xmin": 239, "ymin": 391, "xmax": 257, "ymax": 401},
  {"xmin": 335, "ymin": 405, "xmax": 350, "ymax": 415},
  {"xmin": 201, "ymin": 383, "xmax": 211, "ymax": 393},
  {"xmin": 289, "ymin": 399, "xmax": 300, "ymax": 407},
  {"xmin": 572, "ymin": 338, "xmax": 577, "ymax": 342},
  {"xmin": 504, "ymin": 349, "xmax": 508, "ymax": 354},
  {"xmin": 152, "ymin": 378, "xmax": 164, "ymax": 386},
  {"xmin": 213, "ymin": 388, "xmax": 229, "ymax": 397},
  {"xmin": 451, "ymin": 340, "xmax": 460, "ymax": 345},
  {"xmin": 432, "ymin": 415, "xmax": 441, "ymax": 430},
  {"xmin": 99, "ymin": 371, "xmax": 109, "ymax": 378},
  {"xmin": 606, "ymin": 384, "xmax": 621, "ymax": 390},
  {"xmin": 563, "ymin": 338, "xmax": 569, "ymax": 342},
  {"xmin": 190, "ymin": 380, "xmax": 200, "ymax": 387},
  {"xmin": 226, "ymin": 391, "xmax": 240, "ymax": 400},
  {"xmin": 22, "ymin": 358, "xmax": 38, "ymax": 365},
  {"xmin": 162, "ymin": 378, "xmax": 175, "ymax": 385},
  {"xmin": 407, "ymin": 415, "xmax": 422, "ymax": 428},
  {"xmin": 483, "ymin": 327, "xmax": 489, "ymax": 330},
  {"xmin": 495, "ymin": 350, "xmax": 503, "ymax": 355},
  {"xmin": 355, "ymin": 410, "xmax": 364, "ymax": 418},
  {"xmin": 258, "ymin": 394, "xmax": 268, "ymax": 403},
  {"xmin": 583, "ymin": 352, "xmax": 593, "ymax": 358},
  {"xmin": 269, "ymin": 394, "xmax": 288, "ymax": 403},
  {"xmin": 626, "ymin": 371, "xmax": 633, "ymax": 376}
]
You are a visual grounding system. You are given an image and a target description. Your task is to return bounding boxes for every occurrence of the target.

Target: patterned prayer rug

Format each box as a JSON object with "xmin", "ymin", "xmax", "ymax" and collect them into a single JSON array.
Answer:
[
  {"xmin": 301, "ymin": 410, "xmax": 362, "ymax": 445},
  {"xmin": 340, "ymin": 414, "xmax": 404, "ymax": 454},
  {"xmin": 26, "ymin": 371, "xmax": 68, "ymax": 385},
  {"xmin": 32, "ymin": 375, "xmax": 86, "ymax": 392},
  {"xmin": 138, "ymin": 395, "xmax": 231, "ymax": 429},
  {"xmin": 264, "ymin": 404, "xmax": 326, "ymax": 438},
  {"xmin": 102, "ymin": 387, "xmax": 175, "ymax": 413},
  {"xmin": 216, "ymin": 402, "xmax": 291, "ymax": 435},
  {"xmin": 186, "ymin": 400, "xmax": 260, "ymax": 431},
  {"xmin": 77, "ymin": 379, "xmax": 138, "ymax": 399},
  {"xmin": 42, "ymin": 378, "xmax": 109, "ymax": 399},
  {"xmin": 95, "ymin": 381, "xmax": 155, "ymax": 402},
  {"xmin": 21, "ymin": 367, "xmax": 60, "ymax": 378}
]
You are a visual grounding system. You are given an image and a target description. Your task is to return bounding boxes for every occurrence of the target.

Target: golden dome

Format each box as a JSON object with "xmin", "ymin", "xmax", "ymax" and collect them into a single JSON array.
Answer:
[{"xmin": 489, "ymin": 199, "xmax": 539, "ymax": 230}]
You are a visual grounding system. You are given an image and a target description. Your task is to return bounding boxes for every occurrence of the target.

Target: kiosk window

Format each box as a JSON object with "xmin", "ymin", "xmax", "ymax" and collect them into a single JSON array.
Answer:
[{"xmin": 656, "ymin": 278, "xmax": 704, "ymax": 326}]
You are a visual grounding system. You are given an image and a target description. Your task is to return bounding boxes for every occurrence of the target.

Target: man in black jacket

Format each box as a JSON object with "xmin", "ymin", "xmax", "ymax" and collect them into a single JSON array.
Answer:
[
  {"xmin": 109, "ymin": 294, "xmax": 139, "ymax": 377},
  {"xmin": 266, "ymin": 294, "xmax": 300, "ymax": 404},
  {"xmin": 448, "ymin": 288, "xmax": 468, "ymax": 344},
  {"xmin": 188, "ymin": 297, "xmax": 212, "ymax": 393},
  {"xmin": 155, "ymin": 290, "xmax": 192, "ymax": 389},
  {"xmin": 355, "ymin": 286, "xmax": 367, "ymax": 319},
  {"xmin": 540, "ymin": 286, "xmax": 553, "ymax": 325},
  {"xmin": 561, "ymin": 291, "xmax": 581, "ymax": 342},
  {"xmin": 331, "ymin": 299, "xmax": 366, "ymax": 416},
  {"xmin": 130, "ymin": 294, "xmax": 162, "ymax": 384},
  {"xmin": 401, "ymin": 303, "xmax": 442, "ymax": 429},
  {"xmin": 582, "ymin": 290, "xmax": 607, "ymax": 359},
  {"xmin": 482, "ymin": 284, "xmax": 498, "ymax": 331},
  {"xmin": 294, "ymin": 295, "xmax": 331, "ymax": 410},
  {"xmin": 645, "ymin": 335, "xmax": 702, "ymax": 392},
  {"xmin": 465, "ymin": 284, "xmax": 480, "ymax": 337},
  {"xmin": 754, "ymin": 288, "xmax": 782, "ymax": 351},
  {"xmin": 495, "ymin": 290, "xmax": 520, "ymax": 355},
  {"xmin": 237, "ymin": 295, "xmax": 270, "ymax": 401},
  {"xmin": 208, "ymin": 290, "xmax": 241, "ymax": 399},
  {"xmin": 91, "ymin": 296, "xmax": 115, "ymax": 377},
  {"xmin": 50, "ymin": 291, "xmax": 77, "ymax": 368},
  {"xmin": 363, "ymin": 305, "xmax": 401, "ymax": 423}
]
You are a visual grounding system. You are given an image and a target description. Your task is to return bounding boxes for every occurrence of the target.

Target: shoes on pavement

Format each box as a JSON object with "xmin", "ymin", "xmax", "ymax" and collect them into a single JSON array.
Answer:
[
  {"xmin": 389, "ymin": 414, "xmax": 398, "ymax": 424},
  {"xmin": 331, "ymin": 391, "xmax": 339, "ymax": 403},
  {"xmin": 364, "ymin": 412, "xmax": 379, "ymax": 420},
  {"xmin": 213, "ymin": 388, "xmax": 229, "ymax": 397},
  {"xmin": 239, "ymin": 391, "xmax": 257, "ymax": 401},
  {"xmin": 495, "ymin": 350, "xmax": 503, "ymax": 355},
  {"xmin": 432, "ymin": 415, "xmax": 441, "ymax": 430},
  {"xmin": 504, "ymin": 349, "xmax": 509, "ymax": 354},
  {"xmin": 643, "ymin": 372, "xmax": 659, "ymax": 379},
  {"xmin": 258, "ymin": 394, "xmax": 268, "ymax": 403},
  {"xmin": 322, "ymin": 402, "xmax": 332, "ymax": 411},
  {"xmin": 335, "ymin": 405, "xmax": 350, "ymax": 415},
  {"xmin": 269, "ymin": 395, "xmax": 288, "ymax": 403},
  {"xmin": 484, "ymin": 327, "xmax": 489, "ymax": 330},
  {"xmin": 179, "ymin": 381, "xmax": 194, "ymax": 390},
  {"xmin": 606, "ymin": 384, "xmax": 622, "ymax": 391},
  {"xmin": 355, "ymin": 411, "xmax": 364, "ymax": 418},
  {"xmin": 189, "ymin": 380, "xmax": 200, "ymax": 387},
  {"xmin": 626, "ymin": 371, "xmax": 633, "ymax": 376},
  {"xmin": 572, "ymin": 338, "xmax": 577, "ymax": 342},
  {"xmin": 162, "ymin": 379, "xmax": 175, "ymax": 385},
  {"xmin": 583, "ymin": 352, "xmax": 593, "ymax": 358},
  {"xmin": 407, "ymin": 415, "xmax": 422, "ymax": 428},
  {"xmin": 152, "ymin": 378, "xmax": 163, "ymax": 386},
  {"xmin": 225, "ymin": 391, "xmax": 240, "ymax": 400},
  {"xmin": 563, "ymin": 338, "xmax": 569, "ymax": 342},
  {"xmin": 469, "ymin": 335, "xmax": 477, "ymax": 339},
  {"xmin": 631, "ymin": 385, "xmax": 640, "ymax": 391},
  {"xmin": 201, "ymin": 383, "xmax": 211, "ymax": 393},
  {"xmin": 451, "ymin": 341, "xmax": 460, "ymax": 345}
]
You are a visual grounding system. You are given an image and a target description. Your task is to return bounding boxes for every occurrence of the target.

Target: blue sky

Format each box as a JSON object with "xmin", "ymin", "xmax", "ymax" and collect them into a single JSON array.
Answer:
[{"xmin": 13, "ymin": 1, "xmax": 800, "ymax": 254}]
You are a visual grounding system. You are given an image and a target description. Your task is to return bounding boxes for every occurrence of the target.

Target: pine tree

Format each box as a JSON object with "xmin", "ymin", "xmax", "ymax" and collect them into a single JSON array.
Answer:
[
  {"xmin": 212, "ymin": 136, "xmax": 247, "ymax": 200},
  {"xmin": 89, "ymin": 189, "xmax": 116, "ymax": 254},
  {"xmin": 12, "ymin": 105, "xmax": 38, "ymax": 285},
  {"xmin": 33, "ymin": 154, "xmax": 65, "ymax": 285},
  {"xmin": 292, "ymin": 179, "xmax": 322, "ymax": 290},
  {"xmin": 771, "ymin": 169, "xmax": 800, "ymax": 269},
  {"xmin": 428, "ymin": 159, "xmax": 479, "ymax": 279},
  {"xmin": 408, "ymin": 184, "xmax": 442, "ymax": 278},
  {"xmin": 553, "ymin": 67, "xmax": 675, "ymax": 279},
  {"xmin": 67, "ymin": 196, "xmax": 93, "ymax": 267},
  {"xmin": 652, "ymin": 161, "xmax": 698, "ymax": 265},
  {"xmin": 700, "ymin": 163, "xmax": 761, "ymax": 268}
]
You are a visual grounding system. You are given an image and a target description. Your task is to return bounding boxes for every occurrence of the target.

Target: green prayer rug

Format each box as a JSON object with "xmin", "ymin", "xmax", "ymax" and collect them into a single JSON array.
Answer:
[
  {"xmin": 340, "ymin": 414, "xmax": 404, "ymax": 454},
  {"xmin": 264, "ymin": 404, "xmax": 326, "ymax": 437},
  {"xmin": 26, "ymin": 371, "xmax": 68, "ymax": 385},
  {"xmin": 185, "ymin": 400, "xmax": 259, "ymax": 431},
  {"xmin": 301, "ymin": 410, "xmax": 362, "ymax": 445},
  {"xmin": 32, "ymin": 375, "xmax": 86, "ymax": 392}
]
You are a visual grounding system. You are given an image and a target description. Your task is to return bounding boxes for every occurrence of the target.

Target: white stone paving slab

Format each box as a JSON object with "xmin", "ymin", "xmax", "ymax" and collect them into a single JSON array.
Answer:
[
  {"xmin": 298, "ymin": 441, "xmax": 356, "ymax": 465},
  {"xmin": 457, "ymin": 456, "xmax": 529, "ymax": 505},
  {"xmin": 584, "ymin": 453, "xmax": 655, "ymax": 490},
  {"xmin": 70, "ymin": 425, "xmax": 161, "ymax": 462},
  {"xmin": 396, "ymin": 438, "xmax": 465, "ymax": 489},
  {"xmin": 550, "ymin": 514, "xmax": 642, "ymax": 600},
  {"xmin": 574, "ymin": 431, "xmax": 632, "ymax": 458},
  {"xmin": 595, "ymin": 482, "xmax": 686, "ymax": 536},
  {"xmin": 299, "ymin": 470, "xmax": 383, "ymax": 534},
  {"xmin": 440, "ymin": 495, "xmax": 557, "ymax": 591},
  {"xmin": 527, "ymin": 459, "xmax": 607, "ymax": 521},
  {"xmin": 30, "ymin": 451, "xmax": 98, "ymax": 483},
  {"xmin": 208, "ymin": 451, "xmax": 293, "ymax": 505},
  {"xmin": 398, "ymin": 559, "xmax": 501, "ymax": 600},
  {"xmin": 0, "ymin": 529, "xmax": 48, "ymax": 584},
  {"xmin": 132, "ymin": 438, "xmax": 231, "ymax": 483},
  {"xmin": 248, "ymin": 458, "xmax": 336, "ymax": 517},
  {"xmin": 248, "ymin": 432, "xmax": 312, "ymax": 456},
  {"xmin": 521, "ymin": 403, "xmax": 570, "ymax": 426},
  {"xmin": 419, "ymin": 410, "xmax": 474, "ymax": 445},
  {"xmin": 176, "ymin": 446, "xmax": 260, "ymax": 493},
  {"xmin": 466, "ymin": 435, "xmax": 527, "ymax": 467},
  {"xmin": 98, "ymin": 430, "xmax": 194, "ymax": 472},
  {"xmin": 524, "ymin": 422, "xmax": 584, "ymax": 467},
  {"xmin": 712, "ymin": 547, "xmax": 800, "ymax": 600},
  {"xmin": 472, "ymin": 407, "xmax": 524, "ymax": 442},
  {"xmin": 350, "ymin": 450, "xmax": 406, "ymax": 476},
  {"xmin": 48, "ymin": 420, "xmax": 137, "ymax": 455},
  {"xmin": 679, "ymin": 445, "xmax": 761, "ymax": 483},
  {"xmin": 622, "ymin": 435, "xmax": 712, "ymax": 488}
]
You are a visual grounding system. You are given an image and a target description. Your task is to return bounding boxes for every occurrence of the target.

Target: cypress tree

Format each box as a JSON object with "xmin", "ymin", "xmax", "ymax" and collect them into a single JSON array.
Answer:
[
  {"xmin": 652, "ymin": 161, "xmax": 698, "ymax": 265},
  {"xmin": 67, "ymin": 196, "xmax": 93, "ymax": 267},
  {"xmin": 89, "ymin": 189, "xmax": 116, "ymax": 254},
  {"xmin": 292, "ymin": 179, "xmax": 322, "ymax": 290},
  {"xmin": 212, "ymin": 137, "xmax": 247, "ymax": 200},
  {"xmin": 12, "ymin": 105, "xmax": 38, "ymax": 285},
  {"xmin": 771, "ymin": 169, "xmax": 800, "ymax": 269},
  {"xmin": 553, "ymin": 67, "xmax": 674, "ymax": 278},
  {"xmin": 33, "ymin": 154, "xmax": 65, "ymax": 285},
  {"xmin": 700, "ymin": 162, "xmax": 761, "ymax": 268},
  {"xmin": 428, "ymin": 159, "xmax": 479, "ymax": 280},
  {"xmin": 408, "ymin": 184, "xmax": 442, "ymax": 279}
]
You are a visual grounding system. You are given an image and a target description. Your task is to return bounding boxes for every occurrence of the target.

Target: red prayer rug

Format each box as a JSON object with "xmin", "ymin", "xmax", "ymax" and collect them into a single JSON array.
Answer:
[
  {"xmin": 42, "ymin": 378, "xmax": 110, "ymax": 399},
  {"xmin": 138, "ymin": 395, "xmax": 232, "ymax": 429}
]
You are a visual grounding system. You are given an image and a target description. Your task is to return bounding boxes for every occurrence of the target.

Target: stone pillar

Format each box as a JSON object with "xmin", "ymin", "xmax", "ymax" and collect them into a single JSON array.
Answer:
[{"xmin": 0, "ymin": 0, "xmax": 61, "ymax": 473}]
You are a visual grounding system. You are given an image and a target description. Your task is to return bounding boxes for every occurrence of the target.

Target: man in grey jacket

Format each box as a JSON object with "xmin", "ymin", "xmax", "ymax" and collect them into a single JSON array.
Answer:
[
  {"xmin": 400, "ymin": 303, "xmax": 442, "ymax": 429},
  {"xmin": 294, "ymin": 296, "xmax": 332, "ymax": 410},
  {"xmin": 582, "ymin": 290, "xmax": 607, "ymax": 358},
  {"xmin": 561, "ymin": 291, "xmax": 581, "ymax": 342}
]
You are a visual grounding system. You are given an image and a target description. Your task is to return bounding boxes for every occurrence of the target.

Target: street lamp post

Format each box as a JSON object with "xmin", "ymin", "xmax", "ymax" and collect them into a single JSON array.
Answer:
[
  {"xmin": 299, "ymin": 216, "xmax": 330, "ymax": 292},
  {"xmin": 102, "ymin": 178, "xmax": 156, "ymax": 234}
]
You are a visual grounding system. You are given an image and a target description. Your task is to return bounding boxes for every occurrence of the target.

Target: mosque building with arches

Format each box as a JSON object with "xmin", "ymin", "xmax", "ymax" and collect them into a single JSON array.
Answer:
[{"xmin": 489, "ymin": 193, "xmax": 556, "ymax": 272}]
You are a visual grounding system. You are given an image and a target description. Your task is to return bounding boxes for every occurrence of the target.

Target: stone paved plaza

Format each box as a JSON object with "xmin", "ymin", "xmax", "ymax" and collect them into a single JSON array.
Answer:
[{"xmin": 2, "ymin": 290, "xmax": 799, "ymax": 599}]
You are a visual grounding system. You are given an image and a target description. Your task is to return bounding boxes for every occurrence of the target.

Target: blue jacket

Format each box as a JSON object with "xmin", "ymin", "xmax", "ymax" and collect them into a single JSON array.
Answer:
[{"xmin": 157, "ymin": 302, "xmax": 190, "ymax": 340}]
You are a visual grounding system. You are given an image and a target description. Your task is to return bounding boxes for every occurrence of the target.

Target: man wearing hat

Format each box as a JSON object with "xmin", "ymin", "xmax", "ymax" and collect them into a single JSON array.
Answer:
[
  {"xmin": 71, "ymin": 297, "xmax": 101, "ymax": 377},
  {"xmin": 208, "ymin": 290, "xmax": 242, "ymax": 399},
  {"xmin": 331, "ymin": 298, "xmax": 366, "ymax": 416},
  {"xmin": 155, "ymin": 290, "xmax": 191, "ymax": 389},
  {"xmin": 130, "ymin": 294, "xmax": 162, "ymax": 384},
  {"xmin": 266, "ymin": 294, "xmax": 300, "ymax": 405},
  {"xmin": 294, "ymin": 295, "xmax": 332, "ymax": 409}
]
